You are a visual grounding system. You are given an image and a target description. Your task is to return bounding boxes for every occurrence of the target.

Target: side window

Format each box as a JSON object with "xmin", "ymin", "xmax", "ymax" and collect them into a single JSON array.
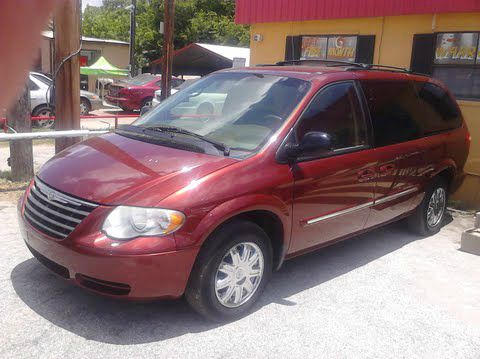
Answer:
[
  {"xmin": 296, "ymin": 82, "xmax": 367, "ymax": 155},
  {"xmin": 361, "ymin": 80, "xmax": 422, "ymax": 147},
  {"xmin": 414, "ymin": 81, "xmax": 462, "ymax": 135}
]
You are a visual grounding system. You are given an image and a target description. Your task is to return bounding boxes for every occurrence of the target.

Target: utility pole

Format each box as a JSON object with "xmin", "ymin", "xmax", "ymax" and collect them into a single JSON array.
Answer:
[
  {"xmin": 161, "ymin": 0, "xmax": 175, "ymax": 101},
  {"xmin": 7, "ymin": 85, "xmax": 34, "ymax": 181},
  {"xmin": 129, "ymin": 0, "xmax": 137, "ymax": 76},
  {"xmin": 54, "ymin": 0, "xmax": 81, "ymax": 153}
]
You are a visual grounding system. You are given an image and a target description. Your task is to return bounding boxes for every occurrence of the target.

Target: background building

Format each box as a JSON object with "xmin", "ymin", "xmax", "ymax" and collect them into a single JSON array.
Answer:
[
  {"xmin": 36, "ymin": 31, "xmax": 129, "ymax": 93},
  {"xmin": 236, "ymin": 0, "xmax": 480, "ymax": 208}
]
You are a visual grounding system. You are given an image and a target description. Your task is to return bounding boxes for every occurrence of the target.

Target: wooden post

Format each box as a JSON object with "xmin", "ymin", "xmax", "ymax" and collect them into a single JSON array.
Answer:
[
  {"xmin": 7, "ymin": 84, "xmax": 34, "ymax": 181},
  {"xmin": 54, "ymin": 0, "xmax": 81, "ymax": 153},
  {"xmin": 161, "ymin": 0, "xmax": 175, "ymax": 101}
]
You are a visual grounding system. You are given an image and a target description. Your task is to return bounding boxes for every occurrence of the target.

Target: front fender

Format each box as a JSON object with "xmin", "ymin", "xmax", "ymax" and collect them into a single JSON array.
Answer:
[{"xmin": 174, "ymin": 194, "xmax": 292, "ymax": 261}]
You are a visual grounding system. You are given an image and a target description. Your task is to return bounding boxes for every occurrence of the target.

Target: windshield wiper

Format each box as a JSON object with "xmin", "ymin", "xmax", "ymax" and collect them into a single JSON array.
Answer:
[{"xmin": 143, "ymin": 125, "xmax": 230, "ymax": 156}]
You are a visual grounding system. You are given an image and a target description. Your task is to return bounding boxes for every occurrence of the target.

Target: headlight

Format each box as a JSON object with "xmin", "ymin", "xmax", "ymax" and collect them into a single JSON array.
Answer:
[{"xmin": 102, "ymin": 206, "xmax": 185, "ymax": 240}]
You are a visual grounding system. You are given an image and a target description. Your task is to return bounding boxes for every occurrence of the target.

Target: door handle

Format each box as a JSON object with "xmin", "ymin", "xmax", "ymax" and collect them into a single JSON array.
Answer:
[
  {"xmin": 358, "ymin": 169, "xmax": 376, "ymax": 182},
  {"xmin": 379, "ymin": 164, "xmax": 396, "ymax": 176}
]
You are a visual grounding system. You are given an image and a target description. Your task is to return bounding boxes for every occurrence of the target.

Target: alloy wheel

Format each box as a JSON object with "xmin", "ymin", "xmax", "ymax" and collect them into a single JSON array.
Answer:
[
  {"xmin": 80, "ymin": 101, "xmax": 89, "ymax": 116},
  {"xmin": 427, "ymin": 187, "xmax": 446, "ymax": 227},
  {"xmin": 36, "ymin": 109, "xmax": 54, "ymax": 128},
  {"xmin": 214, "ymin": 242, "xmax": 264, "ymax": 308}
]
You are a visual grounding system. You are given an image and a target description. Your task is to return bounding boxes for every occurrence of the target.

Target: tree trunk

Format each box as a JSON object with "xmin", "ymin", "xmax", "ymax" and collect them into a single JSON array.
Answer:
[{"xmin": 7, "ymin": 84, "xmax": 34, "ymax": 181}]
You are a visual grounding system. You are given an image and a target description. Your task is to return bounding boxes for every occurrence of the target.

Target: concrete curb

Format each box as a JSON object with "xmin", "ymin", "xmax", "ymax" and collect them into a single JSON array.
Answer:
[{"xmin": 461, "ymin": 212, "xmax": 480, "ymax": 255}]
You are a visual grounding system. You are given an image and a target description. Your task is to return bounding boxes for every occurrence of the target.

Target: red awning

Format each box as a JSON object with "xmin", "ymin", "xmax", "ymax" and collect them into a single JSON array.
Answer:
[{"xmin": 235, "ymin": 0, "xmax": 480, "ymax": 24}]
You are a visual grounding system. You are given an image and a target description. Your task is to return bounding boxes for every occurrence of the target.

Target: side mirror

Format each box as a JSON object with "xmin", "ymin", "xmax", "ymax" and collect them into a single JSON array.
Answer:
[{"xmin": 285, "ymin": 131, "xmax": 333, "ymax": 159}]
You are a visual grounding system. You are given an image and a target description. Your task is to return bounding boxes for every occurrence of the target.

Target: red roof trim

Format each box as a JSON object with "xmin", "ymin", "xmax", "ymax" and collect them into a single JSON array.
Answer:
[{"xmin": 235, "ymin": 0, "xmax": 480, "ymax": 24}]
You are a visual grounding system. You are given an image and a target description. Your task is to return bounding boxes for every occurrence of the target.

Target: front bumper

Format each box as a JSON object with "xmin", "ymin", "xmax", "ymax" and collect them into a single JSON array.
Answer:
[
  {"xmin": 105, "ymin": 95, "xmax": 136, "ymax": 111},
  {"xmin": 17, "ymin": 197, "xmax": 199, "ymax": 300}
]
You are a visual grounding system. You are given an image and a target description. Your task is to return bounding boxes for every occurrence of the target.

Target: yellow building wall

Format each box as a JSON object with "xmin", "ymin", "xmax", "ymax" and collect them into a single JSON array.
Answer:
[{"xmin": 250, "ymin": 12, "xmax": 480, "ymax": 208}]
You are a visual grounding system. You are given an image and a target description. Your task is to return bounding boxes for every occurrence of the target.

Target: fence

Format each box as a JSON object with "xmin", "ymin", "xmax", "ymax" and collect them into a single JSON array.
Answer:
[{"xmin": 1, "ymin": 114, "xmax": 138, "ymax": 133}]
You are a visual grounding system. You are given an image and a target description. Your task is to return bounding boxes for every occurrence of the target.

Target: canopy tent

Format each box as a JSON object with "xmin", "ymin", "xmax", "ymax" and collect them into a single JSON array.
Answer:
[
  {"xmin": 80, "ymin": 56, "xmax": 129, "ymax": 76},
  {"xmin": 150, "ymin": 43, "xmax": 250, "ymax": 76}
]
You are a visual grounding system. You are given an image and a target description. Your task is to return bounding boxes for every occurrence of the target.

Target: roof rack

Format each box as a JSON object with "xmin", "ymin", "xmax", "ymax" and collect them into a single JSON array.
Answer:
[
  {"xmin": 255, "ymin": 59, "xmax": 430, "ymax": 77},
  {"xmin": 348, "ymin": 64, "xmax": 411, "ymax": 73},
  {"xmin": 274, "ymin": 59, "xmax": 366, "ymax": 68}
]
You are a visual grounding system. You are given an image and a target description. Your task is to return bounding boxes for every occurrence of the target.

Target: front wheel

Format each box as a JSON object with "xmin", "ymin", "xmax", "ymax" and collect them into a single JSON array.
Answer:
[
  {"xmin": 80, "ymin": 98, "xmax": 91, "ymax": 116},
  {"xmin": 185, "ymin": 220, "xmax": 272, "ymax": 321},
  {"xmin": 408, "ymin": 178, "xmax": 447, "ymax": 236}
]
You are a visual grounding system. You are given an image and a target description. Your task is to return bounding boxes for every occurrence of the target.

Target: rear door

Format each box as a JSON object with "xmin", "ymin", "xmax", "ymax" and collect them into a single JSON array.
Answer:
[
  {"xmin": 289, "ymin": 81, "xmax": 376, "ymax": 254},
  {"xmin": 359, "ymin": 80, "xmax": 425, "ymax": 228}
]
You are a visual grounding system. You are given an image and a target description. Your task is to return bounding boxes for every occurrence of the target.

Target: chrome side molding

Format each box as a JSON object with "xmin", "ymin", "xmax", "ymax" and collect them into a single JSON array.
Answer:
[{"xmin": 305, "ymin": 187, "xmax": 419, "ymax": 226}]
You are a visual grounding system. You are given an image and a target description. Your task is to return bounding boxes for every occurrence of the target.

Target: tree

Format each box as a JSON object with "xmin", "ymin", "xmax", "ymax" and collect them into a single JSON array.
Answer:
[{"xmin": 82, "ymin": 0, "xmax": 249, "ymax": 69}]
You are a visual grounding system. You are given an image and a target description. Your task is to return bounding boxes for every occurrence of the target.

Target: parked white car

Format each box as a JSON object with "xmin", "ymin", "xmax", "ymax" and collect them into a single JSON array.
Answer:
[{"xmin": 29, "ymin": 72, "xmax": 103, "ymax": 128}]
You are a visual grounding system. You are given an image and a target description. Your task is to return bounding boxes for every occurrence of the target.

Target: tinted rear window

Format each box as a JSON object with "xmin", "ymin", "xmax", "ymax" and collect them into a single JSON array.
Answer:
[
  {"xmin": 414, "ymin": 82, "xmax": 462, "ymax": 135},
  {"xmin": 361, "ymin": 80, "xmax": 422, "ymax": 147}
]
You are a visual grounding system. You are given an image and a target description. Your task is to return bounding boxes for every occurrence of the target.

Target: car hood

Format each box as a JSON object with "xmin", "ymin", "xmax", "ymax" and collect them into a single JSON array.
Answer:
[{"xmin": 38, "ymin": 133, "xmax": 238, "ymax": 206}]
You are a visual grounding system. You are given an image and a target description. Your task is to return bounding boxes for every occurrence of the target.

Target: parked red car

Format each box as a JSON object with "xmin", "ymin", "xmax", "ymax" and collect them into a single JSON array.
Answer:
[
  {"xmin": 18, "ymin": 61, "xmax": 470, "ymax": 321},
  {"xmin": 105, "ymin": 73, "xmax": 183, "ymax": 111}
]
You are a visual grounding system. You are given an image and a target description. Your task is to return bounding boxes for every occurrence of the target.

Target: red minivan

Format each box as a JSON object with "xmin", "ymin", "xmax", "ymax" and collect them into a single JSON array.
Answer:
[{"xmin": 18, "ymin": 61, "xmax": 470, "ymax": 321}]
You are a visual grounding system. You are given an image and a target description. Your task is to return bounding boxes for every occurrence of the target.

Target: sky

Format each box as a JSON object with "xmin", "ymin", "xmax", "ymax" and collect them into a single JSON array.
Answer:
[{"xmin": 82, "ymin": 0, "xmax": 103, "ymax": 11}]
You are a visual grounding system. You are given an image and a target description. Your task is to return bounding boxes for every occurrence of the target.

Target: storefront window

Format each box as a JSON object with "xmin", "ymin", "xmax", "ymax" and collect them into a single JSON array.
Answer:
[
  {"xmin": 80, "ymin": 49, "xmax": 101, "ymax": 66},
  {"xmin": 433, "ymin": 32, "xmax": 480, "ymax": 100},
  {"xmin": 301, "ymin": 35, "xmax": 358, "ymax": 62}
]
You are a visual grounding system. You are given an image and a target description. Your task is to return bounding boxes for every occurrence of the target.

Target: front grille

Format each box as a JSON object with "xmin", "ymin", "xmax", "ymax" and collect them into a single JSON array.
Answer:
[
  {"xmin": 24, "ymin": 177, "xmax": 98, "ymax": 239},
  {"xmin": 108, "ymin": 85, "xmax": 122, "ymax": 97}
]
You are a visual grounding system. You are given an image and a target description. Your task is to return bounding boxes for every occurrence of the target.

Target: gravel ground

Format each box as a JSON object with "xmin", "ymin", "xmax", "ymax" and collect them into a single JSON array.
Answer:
[{"xmin": 0, "ymin": 199, "xmax": 479, "ymax": 358}]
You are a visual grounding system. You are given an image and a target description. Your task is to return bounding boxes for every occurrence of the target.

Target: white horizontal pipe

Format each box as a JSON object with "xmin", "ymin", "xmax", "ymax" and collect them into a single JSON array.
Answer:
[{"xmin": 0, "ymin": 130, "xmax": 109, "ymax": 142}]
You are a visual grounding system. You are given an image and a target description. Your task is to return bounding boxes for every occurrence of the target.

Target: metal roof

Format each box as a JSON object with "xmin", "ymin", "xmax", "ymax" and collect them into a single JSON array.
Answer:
[
  {"xmin": 196, "ymin": 43, "xmax": 250, "ymax": 66},
  {"xmin": 150, "ymin": 43, "xmax": 250, "ymax": 76},
  {"xmin": 235, "ymin": 0, "xmax": 480, "ymax": 24},
  {"xmin": 41, "ymin": 31, "xmax": 129, "ymax": 45}
]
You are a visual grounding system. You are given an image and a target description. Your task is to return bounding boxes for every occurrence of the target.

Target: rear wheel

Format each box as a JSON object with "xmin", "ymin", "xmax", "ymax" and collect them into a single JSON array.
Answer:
[
  {"xmin": 408, "ymin": 178, "xmax": 447, "ymax": 235},
  {"xmin": 32, "ymin": 105, "xmax": 55, "ymax": 129},
  {"xmin": 185, "ymin": 220, "xmax": 272, "ymax": 321}
]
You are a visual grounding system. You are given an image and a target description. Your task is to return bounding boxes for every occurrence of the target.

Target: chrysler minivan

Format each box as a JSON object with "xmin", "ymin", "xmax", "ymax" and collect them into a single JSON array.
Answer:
[{"xmin": 18, "ymin": 61, "xmax": 470, "ymax": 321}]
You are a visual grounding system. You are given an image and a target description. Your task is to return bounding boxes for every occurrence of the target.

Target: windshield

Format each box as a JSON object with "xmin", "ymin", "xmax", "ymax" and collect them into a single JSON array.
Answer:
[
  {"xmin": 122, "ymin": 73, "xmax": 159, "ymax": 86},
  {"xmin": 132, "ymin": 72, "xmax": 310, "ymax": 158}
]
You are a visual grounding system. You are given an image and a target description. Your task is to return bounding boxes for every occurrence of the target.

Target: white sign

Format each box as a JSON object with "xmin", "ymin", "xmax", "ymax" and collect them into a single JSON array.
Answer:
[{"xmin": 232, "ymin": 57, "xmax": 247, "ymax": 68}]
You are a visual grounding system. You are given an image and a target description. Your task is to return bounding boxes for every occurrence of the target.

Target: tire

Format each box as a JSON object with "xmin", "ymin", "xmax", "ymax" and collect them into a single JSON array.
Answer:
[
  {"xmin": 408, "ymin": 177, "xmax": 448, "ymax": 236},
  {"xmin": 32, "ymin": 105, "xmax": 55, "ymax": 129},
  {"xmin": 185, "ymin": 219, "xmax": 273, "ymax": 322},
  {"xmin": 140, "ymin": 105, "xmax": 151, "ymax": 116},
  {"xmin": 80, "ymin": 97, "xmax": 91, "ymax": 116}
]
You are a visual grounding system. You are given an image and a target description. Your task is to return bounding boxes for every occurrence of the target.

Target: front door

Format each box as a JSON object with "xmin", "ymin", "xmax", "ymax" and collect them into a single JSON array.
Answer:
[{"xmin": 289, "ymin": 81, "xmax": 376, "ymax": 254}]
